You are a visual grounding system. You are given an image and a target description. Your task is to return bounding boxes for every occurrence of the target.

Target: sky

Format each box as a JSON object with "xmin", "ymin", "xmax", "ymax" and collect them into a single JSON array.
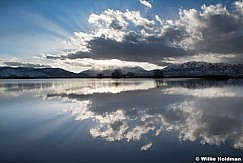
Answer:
[{"xmin": 0, "ymin": 0, "xmax": 243, "ymax": 72}]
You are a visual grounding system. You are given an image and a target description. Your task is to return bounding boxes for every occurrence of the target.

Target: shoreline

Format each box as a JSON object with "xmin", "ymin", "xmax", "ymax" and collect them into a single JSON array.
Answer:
[{"xmin": 0, "ymin": 75, "xmax": 239, "ymax": 80}]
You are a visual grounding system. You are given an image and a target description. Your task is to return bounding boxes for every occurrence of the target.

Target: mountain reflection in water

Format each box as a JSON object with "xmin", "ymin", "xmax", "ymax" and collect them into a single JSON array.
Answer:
[{"xmin": 0, "ymin": 78, "xmax": 242, "ymax": 151}]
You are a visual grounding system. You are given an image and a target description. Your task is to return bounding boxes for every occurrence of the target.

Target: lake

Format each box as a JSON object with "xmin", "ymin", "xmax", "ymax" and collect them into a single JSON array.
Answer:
[{"xmin": 0, "ymin": 78, "xmax": 242, "ymax": 163}]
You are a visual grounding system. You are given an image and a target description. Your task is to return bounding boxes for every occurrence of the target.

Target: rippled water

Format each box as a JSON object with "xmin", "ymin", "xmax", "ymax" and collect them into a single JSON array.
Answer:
[{"xmin": 0, "ymin": 78, "xmax": 242, "ymax": 162}]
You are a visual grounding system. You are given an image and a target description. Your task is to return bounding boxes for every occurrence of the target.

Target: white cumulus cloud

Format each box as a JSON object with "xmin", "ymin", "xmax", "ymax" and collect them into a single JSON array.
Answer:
[
  {"xmin": 139, "ymin": 0, "xmax": 152, "ymax": 9},
  {"xmin": 44, "ymin": 1, "xmax": 243, "ymax": 70}
]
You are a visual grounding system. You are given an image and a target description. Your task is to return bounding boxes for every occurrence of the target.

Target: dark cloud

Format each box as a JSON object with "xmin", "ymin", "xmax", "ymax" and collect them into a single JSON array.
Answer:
[
  {"xmin": 124, "ymin": 31, "xmax": 141, "ymax": 43},
  {"xmin": 110, "ymin": 20, "xmax": 123, "ymax": 30},
  {"xmin": 167, "ymin": 29, "xmax": 187, "ymax": 43},
  {"xmin": 192, "ymin": 10, "xmax": 243, "ymax": 54},
  {"xmin": 47, "ymin": 33, "xmax": 192, "ymax": 65},
  {"xmin": 69, "ymin": 38, "xmax": 190, "ymax": 64}
]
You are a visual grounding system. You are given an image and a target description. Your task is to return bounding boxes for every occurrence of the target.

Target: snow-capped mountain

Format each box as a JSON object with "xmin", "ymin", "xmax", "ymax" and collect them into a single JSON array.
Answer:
[
  {"xmin": 1, "ymin": 61, "xmax": 243, "ymax": 78},
  {"xmin": 163, "ymin": 61, "xmax": 243, "ymax": 78},
  {"xmin": 0, "ymin": 67, "xmax": 78, "ymax": 78},
  {"xmin": 81, "ymin": 66, "xmax": 151, "ymax": 77},
  {"xmin": 38, "ymin": 68, "xmax": 77, "ymax": 77}
]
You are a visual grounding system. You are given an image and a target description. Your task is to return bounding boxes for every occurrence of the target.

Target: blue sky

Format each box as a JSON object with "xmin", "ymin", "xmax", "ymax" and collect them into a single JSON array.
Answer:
[{"xmin": 0, "ymin": 0, "xmax": 242, "ymax": 72}]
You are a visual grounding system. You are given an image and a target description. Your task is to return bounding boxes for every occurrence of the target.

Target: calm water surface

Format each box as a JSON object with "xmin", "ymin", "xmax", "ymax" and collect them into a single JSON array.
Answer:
[{"xmin": 0, "ymin": 78, "xmax": 242, "ymax": 163}]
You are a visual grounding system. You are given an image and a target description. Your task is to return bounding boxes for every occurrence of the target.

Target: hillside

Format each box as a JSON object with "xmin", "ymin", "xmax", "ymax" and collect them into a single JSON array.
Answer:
[
  {"xmin": 0, "ymin": 67, "xmax": 78, "ymax": 78},
  {"xmin": 1, "ymin": 61, "xmax": 243, "ymax": 78},
  {"xmin": 81, "ymin": 66, "xmax": 153, "ymax": 77},
  {"xmin": 163, "ymin": 61, "xmax": 243, "ymax": 78}
]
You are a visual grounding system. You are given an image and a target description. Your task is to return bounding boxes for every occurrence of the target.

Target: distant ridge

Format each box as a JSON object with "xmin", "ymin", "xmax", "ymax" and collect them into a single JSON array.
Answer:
[
  {"xmin": 0, "ymin": 67, "xmax": 78, "ymax": 78},
  {"xmin": 0, "ymin": 61, "xmax": 243, "ymax": 79},
  {"xmin": 163, "ymin": 61, "xmax": 243, "ymax": 78},
  {"xmin": 80, "ymin": 66, "xmax": 153, "ymax": 77}
]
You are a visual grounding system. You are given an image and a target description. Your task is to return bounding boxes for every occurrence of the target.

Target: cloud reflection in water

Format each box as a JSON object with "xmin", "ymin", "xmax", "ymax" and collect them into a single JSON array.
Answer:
[
  {"xmin": 46, "ymin": 79, "xmax": 243, "ymax": 151},
  {"xmin": 1, "ymin": 79, "xmax": 242, "ymax": 151}
]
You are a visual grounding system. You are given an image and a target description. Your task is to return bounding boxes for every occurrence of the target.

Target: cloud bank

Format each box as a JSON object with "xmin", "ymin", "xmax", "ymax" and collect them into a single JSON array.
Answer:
[
  {"xmin": 0, "ymin": 58, "xmax": 51, "ymax": 68},
  {"xmin": 45, "ymin": 1, "xmax": 243, "ymax": 67}
]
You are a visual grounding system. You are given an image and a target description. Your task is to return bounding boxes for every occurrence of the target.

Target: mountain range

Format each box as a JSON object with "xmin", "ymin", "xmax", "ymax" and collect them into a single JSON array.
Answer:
[
  {"xmin": 81, "ymin": 66, "xmax": 153, "ymax": 77},
  {"xmin": 0, "ymin": 67, "xmax": 78, "ymax": 78},
  {"xmin": 1, "ymin": 61, "xmax": 243, "ymax": 79},
  {"xmin": 163, "ymin": 61, "xmax": 243, "ymax": 78}
]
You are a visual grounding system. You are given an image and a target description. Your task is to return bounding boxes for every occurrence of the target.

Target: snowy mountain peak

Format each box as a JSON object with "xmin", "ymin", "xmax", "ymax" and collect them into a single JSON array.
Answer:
[
  {"xmin": 1, "ymin": 61, "xmax": 243, "ymax": 78},
  {"xmin": 163, "ymin": 61, "xmax": 243, "ymax": 78}
]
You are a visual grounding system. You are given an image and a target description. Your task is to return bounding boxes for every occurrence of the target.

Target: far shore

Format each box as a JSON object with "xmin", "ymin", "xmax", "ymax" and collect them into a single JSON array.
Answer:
[{"xmin": 0, "ymin": 75, "xmax": 239, "ymax": 80}]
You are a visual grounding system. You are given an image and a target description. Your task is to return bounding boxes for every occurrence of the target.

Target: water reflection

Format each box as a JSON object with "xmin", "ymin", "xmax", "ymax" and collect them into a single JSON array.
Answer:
[
  {"xmin": 64, "ymin": 99, "xmax": 242, "ymax": 150},
  {"xmin": 1, "ymin": 78, "xmax": 242, "ymax": 151},
  {"xmin": 0, "ymin": 79, "xmax": 154, "ymax": 96},
  {"xmin": 0, "ymin": 80, "xmax": 54, "ymax": 96}
]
